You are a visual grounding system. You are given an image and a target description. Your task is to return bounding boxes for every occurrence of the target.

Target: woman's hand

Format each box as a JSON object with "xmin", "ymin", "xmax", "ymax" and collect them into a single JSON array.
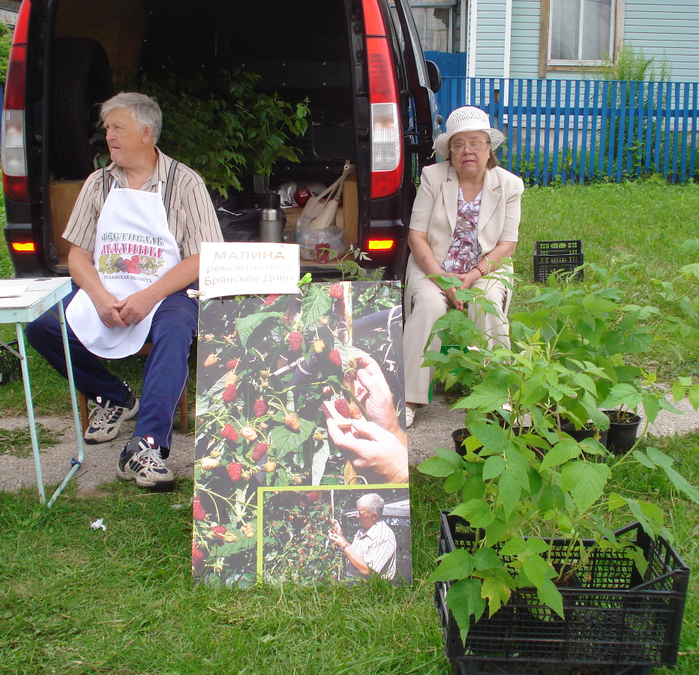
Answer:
[{"xmin": 444, "ymin": 270, "xmax": 481, "ymax": 310}]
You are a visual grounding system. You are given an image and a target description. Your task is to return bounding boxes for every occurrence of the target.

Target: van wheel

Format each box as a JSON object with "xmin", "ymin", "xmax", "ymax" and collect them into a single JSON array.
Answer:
[{"xmin": 50, "ymin": 38, "xmax": 113, "ymax": 179}]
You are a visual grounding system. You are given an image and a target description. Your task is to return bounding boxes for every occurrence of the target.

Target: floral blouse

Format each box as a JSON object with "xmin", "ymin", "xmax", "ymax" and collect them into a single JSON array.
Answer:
[{"xmin": 441, "ymin": 186, "xmax": 482, "ymax": 274}]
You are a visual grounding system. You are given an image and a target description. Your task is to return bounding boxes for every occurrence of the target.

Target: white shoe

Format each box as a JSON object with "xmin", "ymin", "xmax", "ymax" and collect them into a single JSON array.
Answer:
[{"xmin": 405, "ymin": 406, "xmax": 416, "ymax": 428}]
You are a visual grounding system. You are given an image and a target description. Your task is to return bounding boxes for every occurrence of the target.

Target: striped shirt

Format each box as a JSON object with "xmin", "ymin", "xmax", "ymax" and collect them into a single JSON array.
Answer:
[
  {"xmin": 62, "ymin": 149, "xmax": 223, "ymax": 258},
  {"xmin": 348, "ymin": 519, "xmax": 397, "ymax": 580}
]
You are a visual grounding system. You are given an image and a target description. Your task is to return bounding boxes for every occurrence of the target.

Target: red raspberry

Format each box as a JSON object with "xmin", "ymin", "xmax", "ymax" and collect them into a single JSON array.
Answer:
[
  {"xmin": 329, "ymin": 283, "xmax": 343, "ymax": 299},
  {"xmin": 192, "ymin": 542, "xmax": 205, "ymax": 565},
  {"xmin": 328, "ymin": 349, "xmax": 342, "ymax": 367},
  {"xmin": 226, "ymin": 359, "xmax": 239, "ymax": 369},
  {"xmin": 221, "ymin": 424, "xmax": 238, "ymax": 441},
  {"xmin": 254, "ymin": 398, "xmax": 268, "ymax": 417},
  {"xmin": 193, "ymin": 497, "xmax": 207, "ymax": 521},
  {"xmin": 284, "ymin": 414, "xmax": 301, "ymax": 431},
  {"xmin": 264, "ymin": 294, "xmax": 280, "ymax": 306},
  {"xmin": 288, "ymin": 331, "xmax": 303, "ymax": 351},
  {"xmin": 334, "ymin": 397, "xmax": 350, "ymax": 418},
  {"xmin": 252, "ymin": 442, "xmax": 268, "ymax": 461},
  {"xmin": 227, "ymin": 462, "xmax": 242, "ymax": 482},
  {"xmin": 222, "ymin": 383, "xmax": 237, "ymax": 402},
  {"xmin": 212, "ymin": 525, "xmax": 227, "ymax": 539}
]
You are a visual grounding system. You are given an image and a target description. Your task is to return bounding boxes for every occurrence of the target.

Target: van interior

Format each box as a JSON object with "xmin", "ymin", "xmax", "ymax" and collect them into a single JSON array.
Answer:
[{"xmin": 48, "ymin": 0, "xmax": 362, "ymax": 268}]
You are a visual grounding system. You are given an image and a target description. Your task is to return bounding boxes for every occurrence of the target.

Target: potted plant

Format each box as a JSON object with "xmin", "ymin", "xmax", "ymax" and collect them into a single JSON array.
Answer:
[{"xmin": 419, "ymin": 261, "xmax": 699, "ymax": 673}]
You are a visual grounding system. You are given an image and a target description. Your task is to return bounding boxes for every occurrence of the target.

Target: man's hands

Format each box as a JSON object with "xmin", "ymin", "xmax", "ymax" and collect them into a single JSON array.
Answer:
[
  {"xmin": 327, "ymin": 520, "xmax": 349, "ymax": 550},
  {"xmin": 114, "ymin": 289, "xmax": 158, "ymax": 326},
  {"xmin": 327, "ymin": 418, "xmax": 409, "ymax": 484},
  {"xmin": 89, "ymin": 288, "xmax": 157, "ymax": 328}
]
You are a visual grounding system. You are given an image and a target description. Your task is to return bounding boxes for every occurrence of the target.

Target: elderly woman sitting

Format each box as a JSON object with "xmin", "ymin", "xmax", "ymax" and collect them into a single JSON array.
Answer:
[{"xmin": 403, "ymin": 106, "xmax": 524, "ymax": 427}]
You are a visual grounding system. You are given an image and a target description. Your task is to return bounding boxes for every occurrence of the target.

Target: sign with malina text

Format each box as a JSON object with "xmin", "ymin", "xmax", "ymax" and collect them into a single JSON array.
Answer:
[{"xmin": 198, "ymin": 242, "xmax": 300, "ymax": 299}]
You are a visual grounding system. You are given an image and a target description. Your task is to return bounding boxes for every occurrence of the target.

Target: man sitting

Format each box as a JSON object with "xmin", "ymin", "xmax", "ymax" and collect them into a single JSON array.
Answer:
[{"xmin": 26, "ymin": 92, "xmax": 222, "ymax": 488}]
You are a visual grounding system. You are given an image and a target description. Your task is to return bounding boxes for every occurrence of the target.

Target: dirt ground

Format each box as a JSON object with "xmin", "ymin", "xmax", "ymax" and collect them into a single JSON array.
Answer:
[{"xmin": 0, "ymin": 391, "xmax": 697, "ymax": 500}]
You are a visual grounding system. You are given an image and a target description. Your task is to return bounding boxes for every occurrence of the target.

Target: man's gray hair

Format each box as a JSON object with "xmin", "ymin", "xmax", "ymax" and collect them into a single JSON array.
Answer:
[
  {"xmin": 101, "ymin": 92, "xmax": 162, "ymax": 144},
  {"xmin": 357, "ymin": 493, "xmax": 384, "ymax": 516}
]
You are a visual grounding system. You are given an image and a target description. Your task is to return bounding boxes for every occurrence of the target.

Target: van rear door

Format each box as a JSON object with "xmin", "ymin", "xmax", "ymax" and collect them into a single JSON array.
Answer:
[{"xmin": 390, "ymin": 0, "xmax": 440, "ymax": 168}]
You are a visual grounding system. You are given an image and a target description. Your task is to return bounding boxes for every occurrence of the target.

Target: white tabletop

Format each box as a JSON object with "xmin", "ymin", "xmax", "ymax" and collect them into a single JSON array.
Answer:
[{"xmin": 0, "ymin": 277, "xmax": 73, "ymax": 324}]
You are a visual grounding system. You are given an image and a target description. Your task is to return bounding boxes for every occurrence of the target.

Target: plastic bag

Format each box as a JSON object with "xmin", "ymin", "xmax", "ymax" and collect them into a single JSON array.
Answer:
[{"xmin": 296, "ymin": 225, "xmax": 349, "ymax": 262}]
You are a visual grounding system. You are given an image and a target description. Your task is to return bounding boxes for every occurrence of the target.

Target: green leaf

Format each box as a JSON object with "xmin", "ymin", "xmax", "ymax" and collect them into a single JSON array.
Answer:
[
  {"xmin": 665, "ymin": 466, "xmax": 699, "ymax": 504},
  {"xmin": 418, "ymin": 456, "xmax": 460, "ymax": 478},
  {"xmin": 498, "ymin": 469, "xmax": 522, "ymax": 521},
  {"xmin": 473, "ymin": 547, "xmax": 503, "ymax": 571},
  {"xmin": 607, "ymin": 492, "xmax": 626, "ymax": 511},
  {"xmin": 235, "ymin": 311, "xmax": 282, "ymax": 348},
  {"xmin": 540, "ymin": 438, "xmax": 581, "ymax": 470},
  {"xmin": 646, "ymin": 446, "xmax": 674, "ymax": 468},
  {"xmin": 625, "ymin": 544, "xmax": 649, "ymax": 577},
  {"xmin": 526, "ymin": 538, "xmax": 550, "ymax": 555},
  {"xmin": 522, "ymin": 552, "xmax": 555, "ymax": 589},
  {"xmin": 443, "ymin": 470, "xmax": 466, "ymax": 493},
  {"xmin": 269, "ymin": 418, "xmax": 315, "ymax": 458},
  {"xmin": 689, "ymin": 384, "xmax": 699, "ymax": 411},
  {"xmin": 435, "ymin": 446, "xmax": 466, "ymax": 468},
  {"xmin": 427, "ymin": 549, "xmax": 475, "ymax": 582},
  {"xmin": 481, "ymin": 575, "xmax": 512, "ymax": 617},
  {"xmin": 561, "ymin": 461, "xmax": 611, "ymax": 514},
  {"xmin": 632, "ymin": 449, "xmax": 657, "ymax": 469},
  {"xmin": 452, "ymin": 500, "xmax": 495, "ymax": 528},
  {"xmin": 537, "ymin": 577, "xmax": 565, "ymax": 619},
  {"xmin": 300, "ymin": 284, "xmax": 333, "ymax": 325},
  {"xmin": 446, "ymin": 579, "xmax": 486, "ymax": 642},
  {"xmin": 500, "ymin": 537, "xmax": 527, "ymax": 557},
  {"xmin": 483, "ymin": 455, "xmax": 506, "ymax": 480}
]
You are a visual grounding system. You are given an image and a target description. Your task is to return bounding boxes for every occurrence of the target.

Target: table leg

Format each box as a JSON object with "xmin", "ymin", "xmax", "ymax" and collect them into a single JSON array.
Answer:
[
  {"xmin": 15, "ymin": 322, "xmax": 45, "ymax": 504},
  {"xmin": 46, "ymin": 302, "xmax": 85, "ymax": 508}
]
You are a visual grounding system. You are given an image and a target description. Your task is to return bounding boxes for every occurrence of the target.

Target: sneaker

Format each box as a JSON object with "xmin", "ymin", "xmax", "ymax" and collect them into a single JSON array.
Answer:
[
  {"xmin": 117, "ymin": 436, "xmax": 174, "ymax": 488},
  {"xmin": 405, "ymin": 405, "xmax": 416, "ymax": 429},
  {"xmin": 84, "ymin": 387, "xmax": 139, "ymax": 444}
]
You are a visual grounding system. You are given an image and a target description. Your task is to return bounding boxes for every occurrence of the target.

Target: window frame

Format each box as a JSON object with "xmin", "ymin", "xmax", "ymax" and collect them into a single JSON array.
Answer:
[{"xmin": 539, "ymin": 0, "xmax": 625, "ymax": 76}]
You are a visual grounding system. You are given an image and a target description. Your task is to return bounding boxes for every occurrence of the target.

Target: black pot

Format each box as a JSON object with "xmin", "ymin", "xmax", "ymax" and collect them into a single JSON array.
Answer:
[
  {"xmin": 452, "ymin": 428, "xmax": 471, "ymax": 456},
  {"xmin": 602, "ymin": 410, "xmax": 642, "ymax": 455},
  {"xmin": 561, "ymin": 421, "xmax": 608, "ymax": 447}
]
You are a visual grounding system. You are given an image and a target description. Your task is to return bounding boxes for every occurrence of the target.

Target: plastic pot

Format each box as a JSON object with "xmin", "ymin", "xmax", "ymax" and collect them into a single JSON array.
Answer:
[
  {"xmin": 561, "ymin": 421, "xmax": 608, "ymax": 447},
  {"xmin": 602, "ymin": 410, "xmax": 642, "ymax": 455}
]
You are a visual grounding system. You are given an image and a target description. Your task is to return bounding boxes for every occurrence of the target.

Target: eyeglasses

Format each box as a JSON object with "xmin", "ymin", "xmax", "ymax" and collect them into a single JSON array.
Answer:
[{"xmin": 450, "ymin": 142, "xmax": 489, "ymax": 154}]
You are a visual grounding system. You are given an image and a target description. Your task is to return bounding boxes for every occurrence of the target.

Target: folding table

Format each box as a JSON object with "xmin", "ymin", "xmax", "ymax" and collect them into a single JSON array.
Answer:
[{"xmin": 0, "ymin": 277, "xmax": 84, "ymax": 506}]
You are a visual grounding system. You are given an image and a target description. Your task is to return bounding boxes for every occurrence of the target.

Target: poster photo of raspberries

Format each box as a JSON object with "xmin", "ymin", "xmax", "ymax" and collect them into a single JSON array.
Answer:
[{"xmin": 192, "ymin": 280, "xmax": 409, "ymax": 587}]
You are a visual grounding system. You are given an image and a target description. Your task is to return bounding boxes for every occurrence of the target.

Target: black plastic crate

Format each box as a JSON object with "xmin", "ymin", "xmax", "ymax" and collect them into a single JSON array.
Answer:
[
  {"xmin": 0, "ymin": 340, "xmax": 22, "ymax": 385},
  {"xmin": 435, "ymin": 513, "xmax": 689, "ymax": 673},
  {"xmin": 534, "ymin": 240, "xmax": 584, "ymax": 283}
]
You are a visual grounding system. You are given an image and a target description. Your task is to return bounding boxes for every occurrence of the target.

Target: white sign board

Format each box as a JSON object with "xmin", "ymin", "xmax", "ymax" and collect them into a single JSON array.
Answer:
[{"xmin": 198, "ymin": 242, "xmax": 300, "ymax": 299}]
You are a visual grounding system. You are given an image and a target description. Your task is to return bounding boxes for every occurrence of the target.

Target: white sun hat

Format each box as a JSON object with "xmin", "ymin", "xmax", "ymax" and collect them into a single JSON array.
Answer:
[{"xmin": 433, "ymin": 106, "xmax": 506, "ymax": 159}]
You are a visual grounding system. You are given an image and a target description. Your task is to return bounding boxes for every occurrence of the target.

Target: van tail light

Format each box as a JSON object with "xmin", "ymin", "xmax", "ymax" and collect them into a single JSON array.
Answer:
[
  {"xmin": 11, "ymin": 242, "xmax": 36, "ymax": 252},
  {"xmin": 367, "ymin": 238, "xmax": 395, "ymax": 251},
  {"xmin": 2, "ymin": 0, "xmax": 31, "ymax": 203},
  {"xmin": 363, "ymin": 0, "xmax": 403, "ymax": 199}
]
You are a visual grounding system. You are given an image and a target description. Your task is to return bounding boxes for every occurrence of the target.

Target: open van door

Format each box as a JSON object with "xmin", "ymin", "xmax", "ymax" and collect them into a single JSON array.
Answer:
[{"xmin": 390, "ymin": 0, "xmax": 441, "ymax": 168}]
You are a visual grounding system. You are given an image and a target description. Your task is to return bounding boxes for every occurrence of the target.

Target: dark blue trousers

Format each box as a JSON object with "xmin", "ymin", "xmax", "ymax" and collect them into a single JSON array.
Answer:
[{"xmin": 25, "ymin": 283, "xmax": 197, "ymax": 451}]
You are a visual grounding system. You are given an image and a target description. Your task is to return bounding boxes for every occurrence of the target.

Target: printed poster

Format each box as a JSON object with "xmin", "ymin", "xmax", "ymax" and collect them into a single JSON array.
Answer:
[{"xmin": 192, "ymin": 280, "xmax": 411, "ymax": 586}]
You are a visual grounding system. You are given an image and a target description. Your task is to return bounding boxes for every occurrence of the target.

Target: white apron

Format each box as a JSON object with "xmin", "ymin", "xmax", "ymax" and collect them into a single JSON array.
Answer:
[{"xmin": 66, "ymin": 180, "xmax": 181, "ymax": 358}]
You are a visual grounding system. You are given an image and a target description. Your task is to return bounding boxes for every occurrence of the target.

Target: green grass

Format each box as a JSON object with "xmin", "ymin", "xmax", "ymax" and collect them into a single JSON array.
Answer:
[{"xmin": 1, "ymin": 463, "xmax": 699, "ymax": 674}]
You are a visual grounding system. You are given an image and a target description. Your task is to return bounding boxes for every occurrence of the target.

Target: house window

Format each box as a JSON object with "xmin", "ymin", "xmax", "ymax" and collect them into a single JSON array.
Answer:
[
  {"xmin": 391, "ymin": 1, "xmax": 456, "ymax": 53},
  {"xmin": 548, "ymin": 0, "xmax": 614, "ymax": 64},
  {"xmin": 411, "ymin": 6, "xmax": 452, "ymax": 52}
]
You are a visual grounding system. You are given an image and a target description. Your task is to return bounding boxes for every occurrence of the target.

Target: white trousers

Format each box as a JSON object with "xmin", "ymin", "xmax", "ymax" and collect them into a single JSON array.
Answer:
[{"xmin": 403, "ymin": 275, "xmax": 511, "ymax": 405}]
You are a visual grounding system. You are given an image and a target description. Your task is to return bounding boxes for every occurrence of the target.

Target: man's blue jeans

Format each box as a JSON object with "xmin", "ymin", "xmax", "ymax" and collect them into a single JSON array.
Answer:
[{"xmin": 25, "ymin": 283, "xmax": 198, "ymax": 453}]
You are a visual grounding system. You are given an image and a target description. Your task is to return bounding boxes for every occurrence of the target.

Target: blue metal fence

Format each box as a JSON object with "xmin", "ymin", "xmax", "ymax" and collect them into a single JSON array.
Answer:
[{"xmin": 435, "ymin": 77, "xmax": 699, "ymax": 185}]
